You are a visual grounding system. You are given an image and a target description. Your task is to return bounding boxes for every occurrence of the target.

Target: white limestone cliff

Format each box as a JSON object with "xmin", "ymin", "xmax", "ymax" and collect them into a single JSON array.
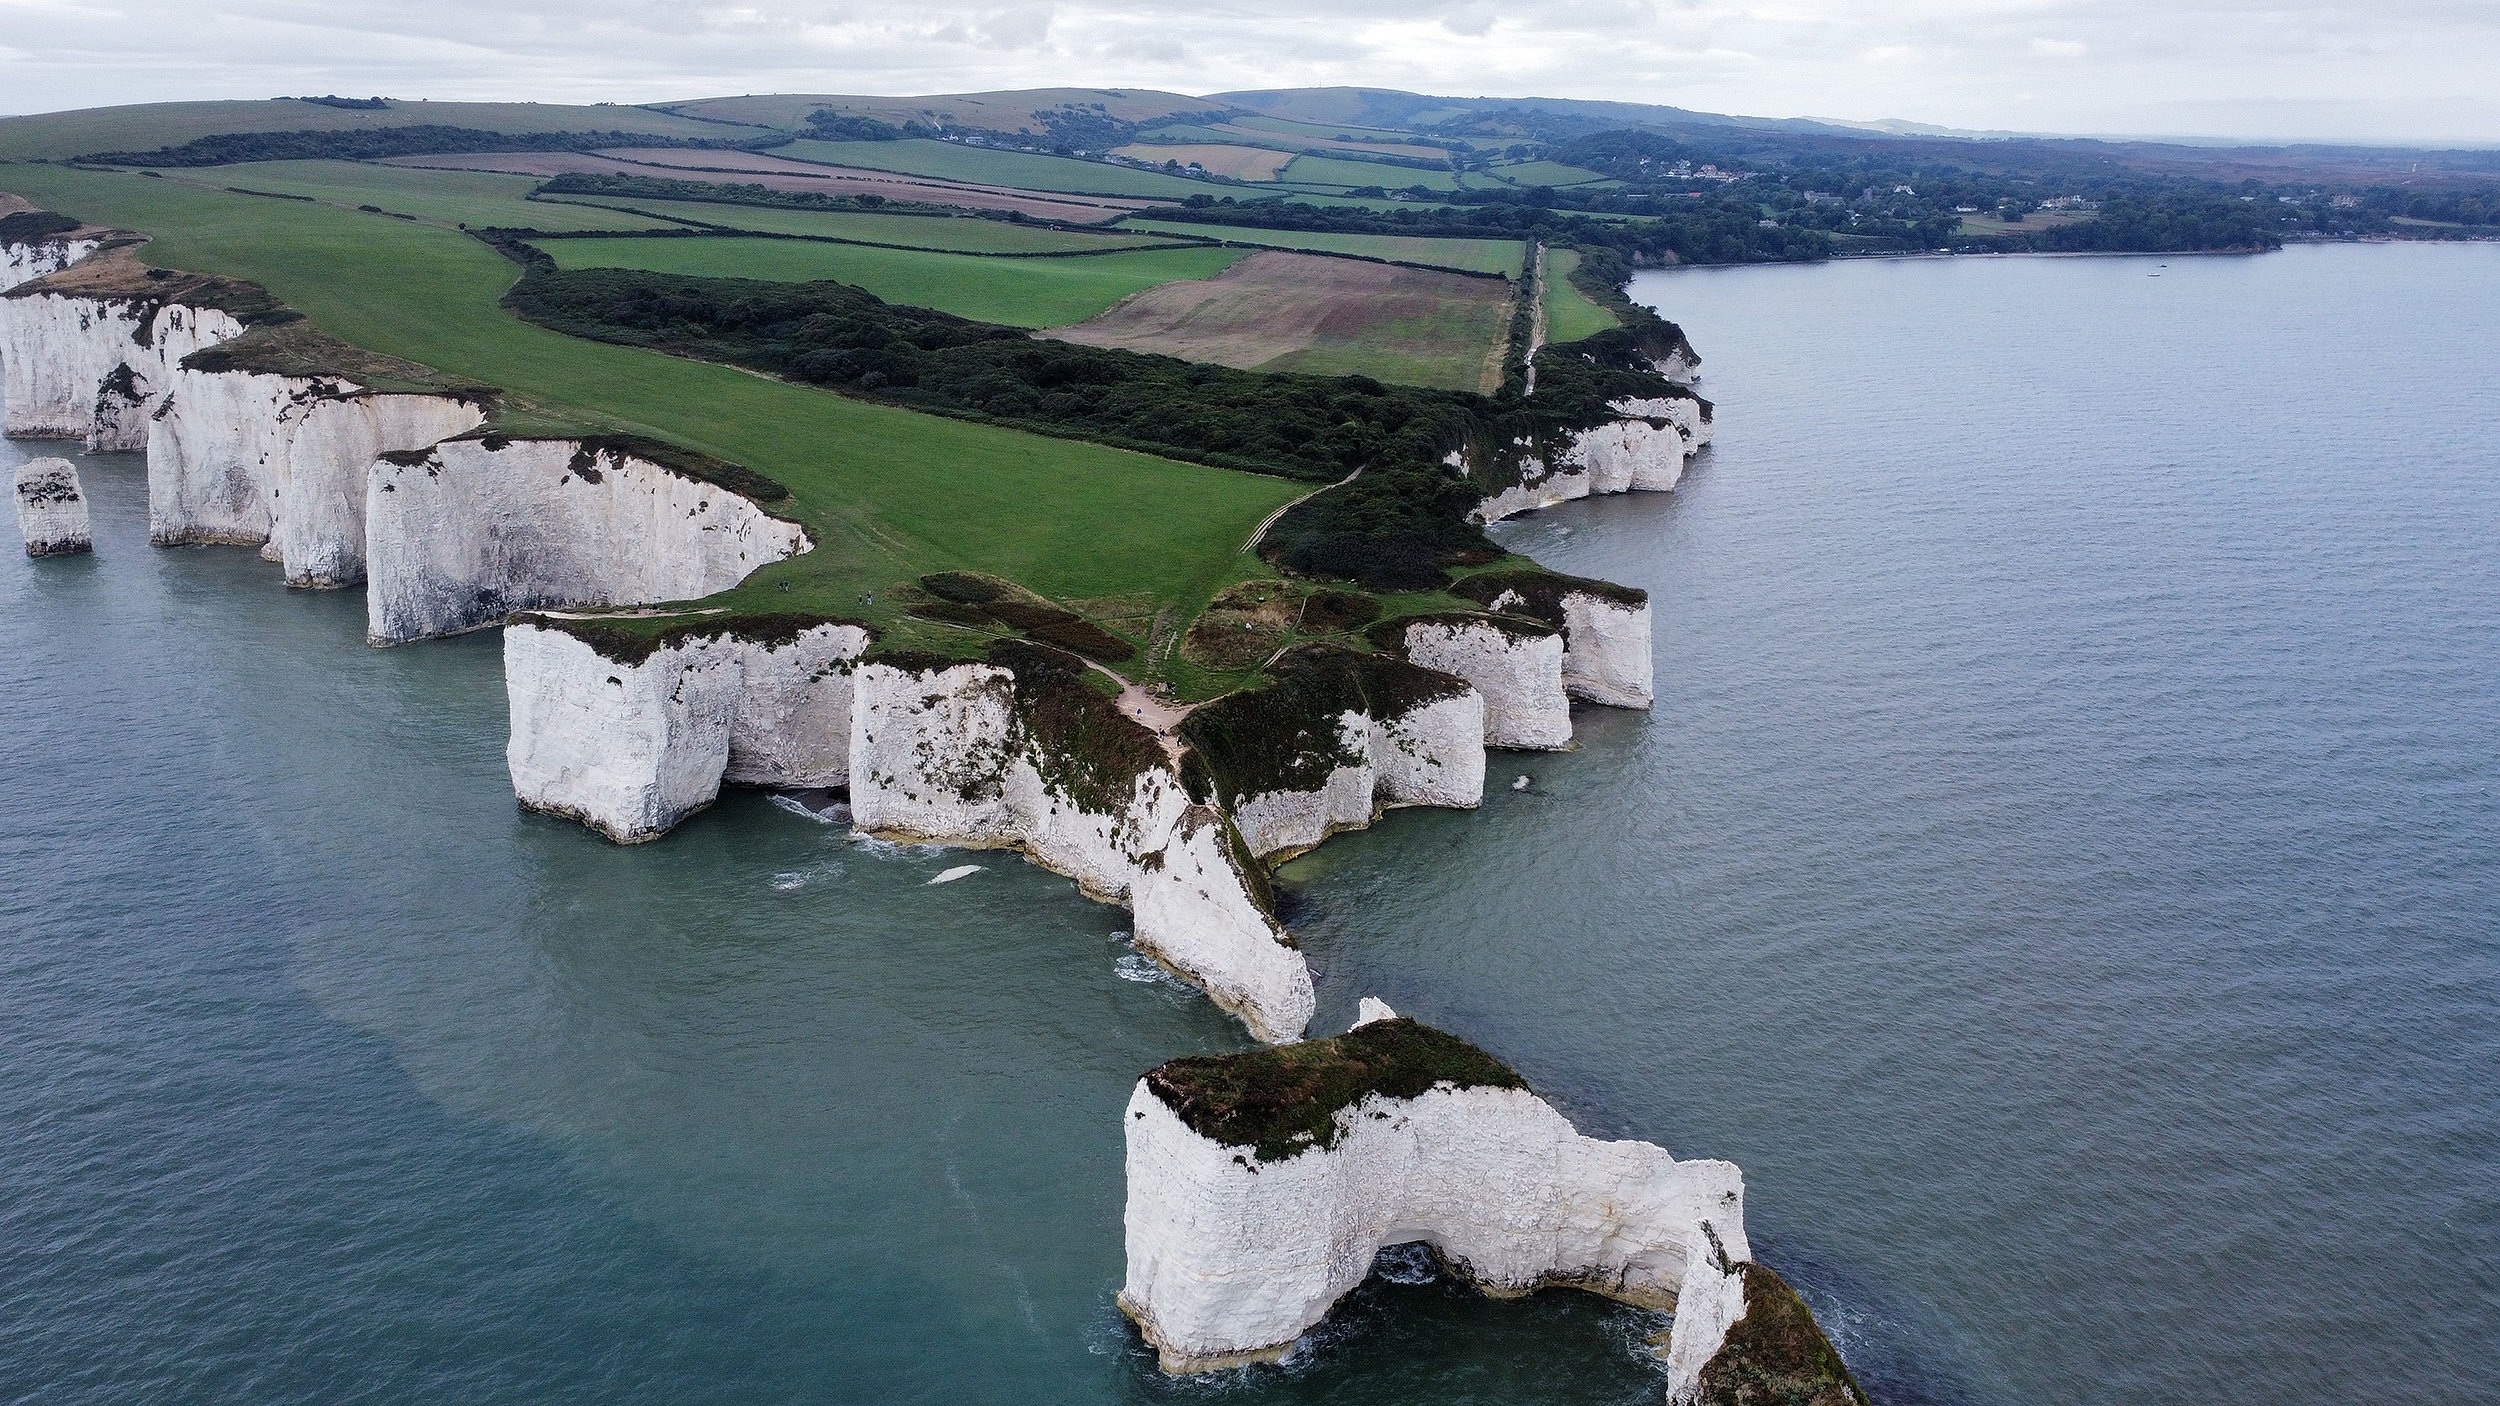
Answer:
[
  {"xmin": 14, "ymin": 456, "xmax": 91, "ymax": 555},
  {"xmin": 1226, "ymin": 691, "xmax": 1485, "ymax": 860},
  {"xmin": 0, "ymin": 237, "xmax": 101, "ymax": 294},
  {"xmin": 0, "ymin": 291, "xmax": 244, "ymax": 446},
  {"xmin": 1468, "ymin": 575, "xmax": 1655, "ymax": 710},
  {"xmin": 504, "ymin": 617, "xmax": 872, "ymax": 843},
  {"xmin": 1474, "ymin": 396, "xmax": 1711, "ymax": 524},
  {"xmin": 148, "ymin": 371, "xmax": 483, "ymax": 581},
  {"xmin": 1118, "ymin": 1013, "xmax": 1750, "ymax": 1373},
  {"xmin": 1396, "ymin": 617, "xmax": 1572, "ymax": 750},
  {"xmin": 366, "ymin": 437, "xmax": 809, "ymax": 644},
  {"xmin": 849, "ymin": 655, "xmax": 1316, "ymax": 1042}
]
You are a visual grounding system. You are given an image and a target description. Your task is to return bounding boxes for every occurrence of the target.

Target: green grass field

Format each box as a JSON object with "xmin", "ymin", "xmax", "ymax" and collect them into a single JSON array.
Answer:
[
  {"xmin": 1481, "ymin": 160, "xmax": 1611, "ymax": 188},
  {"xmin": 1540, "ymin": 248, "xmax": 1621, "ymax": 345},
  {"xmin": 145, "ymin": 160, "xmax": 671, "ymax": 232},
  {"xmin": 543, "ymin": 237, "xmax": 1246, "ymax": 327},
  {"xmin": 776, "ymin": 138, "xmax": 1226, "ymax": 200},
  {"xmin": 0, "ymin": 99, "xmax": 723, "ymax": 162},
  {"xmin": 555, "ymin": 198, "xmax": 1178, "ymax": 251},
  {"xmin": 1277, "ymin": 153, "xmax": 1462, "ymax": 191},
  {"xmin": 1116, "ymin": 219, "xmax": 1526, "ymax": 276},
  {"xmin": 0, "ymin": 164, "xmax": 1301, "ymax": 666}
]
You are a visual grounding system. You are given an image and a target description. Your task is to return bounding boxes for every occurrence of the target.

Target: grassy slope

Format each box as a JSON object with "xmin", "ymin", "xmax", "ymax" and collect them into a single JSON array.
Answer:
[
  {"xmin": 543, "ymin": 237, "xmax": 1247, "ymax": 327},
  {"xmin": 558, "ymin": 199, "xmax": 1175, "ymax": 250},
  {"xmin": 1540, "ymin": 248, "xmax": 1621, "ymax": 344},
  {"xmin": 1278, "ymin": 153, "xmax": 1461, "ymax": 191},
  {"xmin": 1117, "ymin": 218, "xmax": 1525, "ymax": 276},
  {"xmin": 0, "ymin": 164, "xmax": 1298, "ymax": 661},
  {"xmin": 777, "ymin": 138, "xmax": 1226, "ymax": 200},
  {"xmin": 1482, "ymin": 159, "xmax": 1611, "ymax": 188},
  {"xmin": 0, "ymin": 99, "xmax": 723, "ymax": 162},
  {"xmin": 153, "ymin": 160, "xmax": 671, "ymax": 232}
]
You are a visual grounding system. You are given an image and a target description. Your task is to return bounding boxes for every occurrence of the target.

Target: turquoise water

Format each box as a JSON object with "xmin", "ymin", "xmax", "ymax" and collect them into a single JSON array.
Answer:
[{"xmin": 4, "ymin": 243, "xmax": 2495, "ymax": 1401}]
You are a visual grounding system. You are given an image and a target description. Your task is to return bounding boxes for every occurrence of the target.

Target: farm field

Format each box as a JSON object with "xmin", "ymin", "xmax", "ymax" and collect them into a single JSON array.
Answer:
[
  {"xmin": 1140, "ymin": 122, "xmax": 1452, "ymax": 163},
  {"xmin": 142, "ymin": 159, "xmax": 671, "ymax": 232},
  {"xmin": 663, "ymin": 89, "xmax": 1224, "ymax": 137},
  {"xmin": 1481, "ymin": 159, "xmax": 1611, "ymax": 188},
  {"xmin": 0, "ymin": 164, "xmax": 1301, "ymax": 649},
  {"xmin": 1117, "ymin": 217, "xmax": 1526, "ymax": 275},
  {"xmin": 384, "ymin": 150, "xmax": 1145, "ymax": 223},
  {"xmin": 1277, "ymin": 153, "xmax": 1460, "ymax": 191},
  {"xmin": 1955, "ymin": 210, "xmax": 2096, "ymax": 236},
  {"xmin": 550, "ymin": 198, "xmax": 1177, "ymax": 251},
  {"xmin": 1539, "ymin": 247, "xmax": 1621, "ymax": 344},
  {"xmin": 1107, "ymin": 143, "xmax": 1292, "ymax": 180},
  {"xmin": 778, "ymin": 138, "xmax": 1226, "ymax": 200},
  {"xmin": 0, "ymin": 97, "xmax": 723, "ymax": 162},
  {"xmin": 1046, "ymin": 249, "xmax": 1514, "ymax": 391},
  {"xmin": 542, "ymin": 236, "xmax": 1248, "ymax": 327}
]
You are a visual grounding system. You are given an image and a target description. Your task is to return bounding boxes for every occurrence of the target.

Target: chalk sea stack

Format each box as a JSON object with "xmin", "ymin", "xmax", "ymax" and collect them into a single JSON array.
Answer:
[{"xmin": 14, "ymin": 456, "xmax": 91, "ymax": 555}]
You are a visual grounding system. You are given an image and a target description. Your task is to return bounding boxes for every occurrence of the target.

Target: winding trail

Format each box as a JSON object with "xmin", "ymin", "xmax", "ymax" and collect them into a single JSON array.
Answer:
[{"xmin": 1242, "ymin": 466, "xmax": 1360, "ymax": 553}]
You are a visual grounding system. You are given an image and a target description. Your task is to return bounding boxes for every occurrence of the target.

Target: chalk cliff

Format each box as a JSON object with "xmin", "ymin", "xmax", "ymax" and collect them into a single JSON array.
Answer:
[
  {"xmin": 0, "ymin": 289, "xmax": 246, "ymax": 447},
  {"xmin": 0, "ymin": 251, "xmax": 487, "ymax": 583},
  {"xmin": 366, "ymin": 436, "xmax": 809, "ymax": 644},
  {"xmin": 505, "ymin": 614, "xmax": 873, "ymax": 843},
  {"xmin": 1455, "ymin": 569, "xmax": 1655, "ymax": 709},
  {"xmin": 1118, "ymin": 1011, "xmax": 1751, "ymax": 1372},
  {"xmin": 148, "ymin": 371, "xmax": 484, "ymax": 580},
  {"xmin": 1379, "ymin": 613, "xmax": 1572, "ymax": 750},
  {"xmin": 0, "ymin": 236, "xmax": 102, "ymax": 294},
  {"xmin": 1180, "ymin": 645, "xmax": 1485, "ymax": 861},
  {"xmin": 14, "ymin": 456, "xmax": 91, "ymax": 555},
  {"xmin": 1473, "ymin": 394, "xmax": 1713, "ymax": 525},
  {"xmin": 848, "ymin": 643, "xmax": 1317, "ymax": 1042}
]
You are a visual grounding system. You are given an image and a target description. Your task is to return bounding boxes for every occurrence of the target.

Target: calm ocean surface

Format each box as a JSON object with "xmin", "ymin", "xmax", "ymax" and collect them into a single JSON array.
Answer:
[{"xmin": 2, "ymin": 243, "xmax": 2494, "ymax": 1403}]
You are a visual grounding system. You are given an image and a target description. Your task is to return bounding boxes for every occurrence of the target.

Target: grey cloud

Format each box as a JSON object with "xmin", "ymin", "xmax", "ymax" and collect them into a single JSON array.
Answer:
[{"xmin": 0, "ymin": 0, "xmax": 2491, "ymax": 142}]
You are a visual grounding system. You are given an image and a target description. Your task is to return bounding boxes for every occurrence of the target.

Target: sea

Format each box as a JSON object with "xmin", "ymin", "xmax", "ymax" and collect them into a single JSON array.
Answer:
[{"xmin": 2, "ymin": 242, "xmax": 2492, "ymax": 1402}]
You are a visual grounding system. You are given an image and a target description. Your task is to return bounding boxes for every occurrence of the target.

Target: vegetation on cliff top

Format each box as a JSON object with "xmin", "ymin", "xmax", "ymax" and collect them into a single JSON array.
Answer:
[
  {"xmin": 1695, "ymin": 1262, "xmax": 1873, "ymax": 1406},
  {"xmin": 1179, "ymin": 644, "xmax": 1473, "ymax": 807},
  {"xmin": 1145, "ymin": 1016, "xmax": 1527, "ymax": 1162}
]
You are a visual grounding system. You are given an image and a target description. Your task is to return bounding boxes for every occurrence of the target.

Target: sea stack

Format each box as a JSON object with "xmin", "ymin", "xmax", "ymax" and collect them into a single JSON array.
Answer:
[
  {"xmin": 1118, "ymin": 1008, "xmax": 1747, "ymax": 1369},
  {"xmin": 1118, "ymin": 1007, "xmax": 1866, "ymax": 1403},
  {"xmin": 14, "ymin": 456, "xmax": 92, "ymax": 555}
]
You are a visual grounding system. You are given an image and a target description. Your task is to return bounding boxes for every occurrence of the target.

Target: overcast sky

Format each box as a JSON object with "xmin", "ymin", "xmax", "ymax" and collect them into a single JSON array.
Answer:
[{"xmin": 2, "ymin": 0, "xmax": 2492, "ymax": 145}]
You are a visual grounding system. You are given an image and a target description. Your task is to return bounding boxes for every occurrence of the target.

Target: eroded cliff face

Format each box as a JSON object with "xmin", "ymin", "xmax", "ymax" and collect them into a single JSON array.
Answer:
[
  {"xmin": 0, "ymin": 263, "xmax": 485, "ymax": 583},
  {"xmin": 367, "ymin": 437, "xmax": 809, "ymax": 644},
  {"xmin": 1475, "ymin": 395, "xmax": 1713, "ymax": 525},
  {"xmin": 1392, "ymin": 616, "xmax": 1572, "ymax": 750},
  {"xmin": 0, "ymin": 238, "xmax": 102, "ymax": 294},
  {"xmin": 504, "ymin": 616, "xmax": 873, "ymax": 843},
  {"xmin": 14, "ymin": 456, "xmax": 91, "ymax": 556},
  {"xmin": 1457, "ymin": 570, "xmax": 1655, "ymax": 710},
  {"xmin": 0, "ymin": 292, "xmax": 245, "ymax": 447},
  {"xmin": 1119, "ymin": 1012, "xmax": 1751, "ymax": 1372},
  {"xmin": 849, "ymin": 650, "xmax": 1317, "ymax": 1042},
  {"xmin": 1182, "ymin": 647, "xmax": 1487, "ymax": 862},
  {"xmin": 149, "ymin": 372, "xmax": 484, "ymax": 581}
]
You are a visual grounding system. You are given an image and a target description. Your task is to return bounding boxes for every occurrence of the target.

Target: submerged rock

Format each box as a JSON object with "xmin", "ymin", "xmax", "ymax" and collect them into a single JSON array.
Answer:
[{"xmin": 13, "ymin": 456, "xmax": 90, "ymax": 556}]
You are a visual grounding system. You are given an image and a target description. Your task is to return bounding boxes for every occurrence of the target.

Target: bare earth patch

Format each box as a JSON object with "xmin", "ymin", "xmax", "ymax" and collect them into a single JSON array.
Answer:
[
  {"xmin": 1041, "ymin": 249, "xmax": 1514, "ymax": 391},
  {"xmin": 379, "ymin": 149, "xmax": 1157, "ymax": 224}
]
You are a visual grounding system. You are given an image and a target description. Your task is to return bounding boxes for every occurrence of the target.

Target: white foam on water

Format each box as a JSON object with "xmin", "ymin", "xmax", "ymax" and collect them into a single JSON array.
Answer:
[{"xmin": 769, "ymin": 871, "xmax": 809, "ymax": 892}]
